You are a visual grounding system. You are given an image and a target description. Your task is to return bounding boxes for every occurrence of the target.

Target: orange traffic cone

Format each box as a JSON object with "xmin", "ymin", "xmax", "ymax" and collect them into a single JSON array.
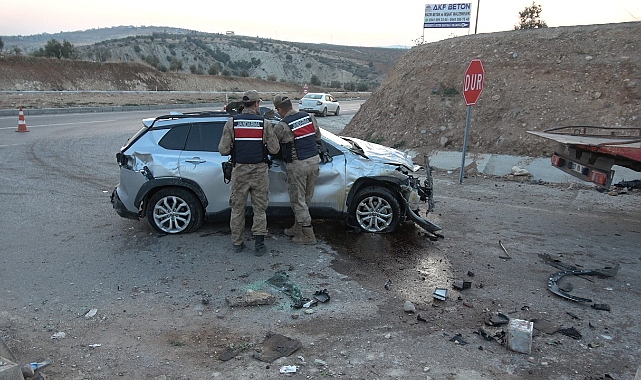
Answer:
[{"xmin": 16, "ymin": 106, "xmax": 29, "ymax": 132}]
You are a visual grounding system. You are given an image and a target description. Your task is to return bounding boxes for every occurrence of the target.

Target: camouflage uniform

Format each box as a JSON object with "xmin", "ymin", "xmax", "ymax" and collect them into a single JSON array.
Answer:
[
  {"xmin": 219, "ymin": 109, "xmax": 280, "ymax": 246},
  {"xmin": 273, "ymin": 109, "xmax": 322, "ymax": 226}
]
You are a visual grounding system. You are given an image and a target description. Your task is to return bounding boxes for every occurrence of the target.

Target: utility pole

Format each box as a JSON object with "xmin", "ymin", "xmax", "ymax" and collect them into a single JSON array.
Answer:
[{"xmin": 474, "ymin": 0, "xmax": 480, "ymax": 34}]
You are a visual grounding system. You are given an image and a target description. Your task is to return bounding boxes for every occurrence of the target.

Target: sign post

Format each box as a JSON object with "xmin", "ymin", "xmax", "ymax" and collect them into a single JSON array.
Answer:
[
  {"xmin": 303, "ymin": 83, "xmax": 309, "ymax": 95},
  {"xmin": 459, "ymin": 59, "xmax": 485, "ymax": 184}
]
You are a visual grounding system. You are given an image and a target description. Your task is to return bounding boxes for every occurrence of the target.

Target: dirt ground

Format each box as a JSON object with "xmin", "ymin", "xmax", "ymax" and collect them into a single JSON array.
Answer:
[{"xmin": 2, "ymin": 175, "xmax": 640, "ymax": 380}]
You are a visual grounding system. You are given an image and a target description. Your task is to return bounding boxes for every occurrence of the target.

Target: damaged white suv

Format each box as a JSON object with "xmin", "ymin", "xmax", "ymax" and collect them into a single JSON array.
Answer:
[{"xmin": 110, "ymin": 110, "xmax": 440, "ymax": 236}]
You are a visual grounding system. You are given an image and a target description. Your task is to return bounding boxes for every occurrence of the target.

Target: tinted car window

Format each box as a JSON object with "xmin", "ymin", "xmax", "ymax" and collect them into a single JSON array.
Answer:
[
  {"xmin": 158, "ymin": 123, "xmax": 190, "ymax": 150},
  {"xmin": 184, "ymin": 121, "xmax": 225, "ymax": 152}
]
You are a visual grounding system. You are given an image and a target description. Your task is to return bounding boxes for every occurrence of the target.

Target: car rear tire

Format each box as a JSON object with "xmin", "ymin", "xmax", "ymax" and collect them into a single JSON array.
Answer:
[
  {"xmin": 352, "ymin": 187, "xmax": 401, "ymax": 233},
  {"xmin": 334, "ymin": 106, "xmax": 340, "ymax": 116},
  {"xmin": 321, "ymin": 107, "xmax": 327, "ymax": 117},
  {"xmin": 146, "ymin": 187, "xmax": 204, "ymax": 234}
]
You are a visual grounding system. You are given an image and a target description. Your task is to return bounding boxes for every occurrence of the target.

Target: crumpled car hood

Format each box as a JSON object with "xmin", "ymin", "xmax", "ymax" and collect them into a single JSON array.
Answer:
[{"xmin": 347, "ymin": 137, "xmax": 419, "ymax": 171}]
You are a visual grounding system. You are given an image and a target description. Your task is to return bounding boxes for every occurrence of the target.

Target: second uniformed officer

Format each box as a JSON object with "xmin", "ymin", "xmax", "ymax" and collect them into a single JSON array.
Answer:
[
  {"xmin": 272, "ymin": 94, "xmax": 322, "ymax": 244},
  {"xmin": 219, "ymin": 90, "xmax": 280, "ymax": 255}
]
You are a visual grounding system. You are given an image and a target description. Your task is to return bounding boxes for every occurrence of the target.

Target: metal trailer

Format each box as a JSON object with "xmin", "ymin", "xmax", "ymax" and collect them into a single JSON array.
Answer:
[{"xmin": 527, "ymin": 126, "xmax": 641, "ymax": 188}]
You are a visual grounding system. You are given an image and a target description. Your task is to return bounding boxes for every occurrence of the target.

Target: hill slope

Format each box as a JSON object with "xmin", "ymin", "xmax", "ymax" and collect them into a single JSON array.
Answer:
[
  {"xmin": 343, "ymin": 22, "xmax": 641, "ymax": 160},
  {"xmin": 2, "ymin": 26, "xmax": 406, "ymax": 88}
]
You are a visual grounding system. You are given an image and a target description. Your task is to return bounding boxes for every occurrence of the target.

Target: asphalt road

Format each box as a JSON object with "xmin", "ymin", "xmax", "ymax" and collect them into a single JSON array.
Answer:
[{"xmin": 1, "ymin": 103, "xmax": 640, "ymax": 379}]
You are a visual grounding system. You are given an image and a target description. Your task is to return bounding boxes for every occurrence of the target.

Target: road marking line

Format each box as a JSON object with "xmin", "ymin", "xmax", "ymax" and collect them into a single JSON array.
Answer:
[{"xmin": 0, "ymin": 119, "xmax": 117, "ymax": 130}]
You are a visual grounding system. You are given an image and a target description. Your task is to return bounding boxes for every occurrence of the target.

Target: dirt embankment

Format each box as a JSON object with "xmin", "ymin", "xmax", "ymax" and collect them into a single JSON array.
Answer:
[
  {"xmin": 1, "ymin": 22, "xmax": 640, "ymax": 159},
  {"xmin": 343, "ymin": 22, "xmax": 641, "ymax": 159}
]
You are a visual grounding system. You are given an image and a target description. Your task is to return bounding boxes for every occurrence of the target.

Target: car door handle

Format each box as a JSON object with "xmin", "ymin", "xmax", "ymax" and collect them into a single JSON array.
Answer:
[{"xmin": 185, "ymin": 158, "xmax": 206, "ymax": 164}]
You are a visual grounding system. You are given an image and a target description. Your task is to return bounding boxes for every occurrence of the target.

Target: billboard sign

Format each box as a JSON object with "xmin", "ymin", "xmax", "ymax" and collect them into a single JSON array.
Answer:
[{"xmin": 424, "ymin": 3, "xmax": 471, "ymax": 28}]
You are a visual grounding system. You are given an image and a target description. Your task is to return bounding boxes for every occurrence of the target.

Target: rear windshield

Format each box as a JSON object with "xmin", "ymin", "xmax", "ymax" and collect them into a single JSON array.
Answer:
[{"xmin": 305, "ymin": 94, "xmax": 323, "ymax": 99}]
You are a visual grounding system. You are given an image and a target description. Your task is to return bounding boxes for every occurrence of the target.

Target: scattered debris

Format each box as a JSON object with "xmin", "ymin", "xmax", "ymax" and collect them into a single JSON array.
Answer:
[
  {"xmin": 498, "ymin": 240, "xmax": 512, "ymax": 260},
  {"xmin": 507, "ymin": 319, "xmax": 534, "ymax": 354},
  {"xmin": 566, "ymin": 311, "xmax": 581, "ymax": 320},
  {"xmin": 266, "ymin": 271, "xmax": 303, "ymax": 303},
  {"xmin": 484, "ymin": 312, "xmax": 510, "ymax": 326},
  {"xmin": 433, "ymin": 288, "xmax": 447, "ymax": 301},
  {"xmin": 511, "ymin": 166, "xmax": 530, "ymax": 176},
  {"xmin": 452, "ymin": 281, "xmax": 472, "ymax": 290},
  {"xmin": 548, "ymin": 270, "xmax": 596, "ymax": 303},
  {"xmin": 558, "ymin": 327, "xmax": 582, "ymax": 340},
  {"xmin": 313, "ymin": 289, "xmax": 330, "ymax": 303},
  {"xmin": 417, "ymin": 314, "xmax": 428, "ymax": 323},
  {"xmin": 384, "ymin": 279, "xmax": 392, "ymax": 290},
  {"xmin": 473, "ymin": 328, "xmax": 495, "ymax": 341},
  {"xmin": 29, "ymin": 358, "xmax": 52, "ymax": 371},
  {"xmin": 50, "ymin": 332, "xmax": 66, "ymax": 340},
  {"xmin": 84, "ymin": 309, "xmax": 98, "ymax": 319},
  {"xmin": 613, "ymin": 179, "xmax": 641, "ymax": 191},
  {"xmin": 225, "ymin": 290, "xmax": 275, "ymax": 307},
  {"xmin": 254, "ymin": 333, "xmax": 302, "ymax": 363},
  {"xmin": 449, "ymin": 333, "xmax": 468, "ymax": 345},
  {"xmin": 467, "ymin": 271, "xmax": 475, "ymax": 277},
  {"xmin": 531, "ymin": 319, "xmax": 560, "ymax": 335},
  {"xmin": 279, "ymin": 365, "xmax": 297, "ymax": 374},
  {"xmin": 592, "ymin": 303, "xmax": 611, "ymax": 311}
]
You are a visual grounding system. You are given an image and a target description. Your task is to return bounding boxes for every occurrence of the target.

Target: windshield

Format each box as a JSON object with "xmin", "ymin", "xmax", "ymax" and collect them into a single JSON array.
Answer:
[
  {"xmin": 320, "ymin": 128, "xmax": 351, "ymax": 148},
  {"xmin": 320, "ymin": 128, "xmax": 367, "ymax": 157},
  {"xmin": 304, "ymin": 94, "xmax": 323, "ymax": 100}
]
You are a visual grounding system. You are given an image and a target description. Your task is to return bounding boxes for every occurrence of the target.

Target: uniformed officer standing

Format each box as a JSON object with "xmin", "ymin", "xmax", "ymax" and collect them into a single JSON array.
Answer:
[
  {"xmin": 272, "ymin": 94, "xmax": 322, "ymax": 244},
  {"xmin": 219, "ymin": 90, "xmax": 280, "ymax": 255}
]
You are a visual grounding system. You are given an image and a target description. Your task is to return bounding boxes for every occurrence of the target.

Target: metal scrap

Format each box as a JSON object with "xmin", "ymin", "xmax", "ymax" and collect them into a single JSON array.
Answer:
[{"xmin": 498, "ymin": 240, "xmax": 512, "ymax": 260}]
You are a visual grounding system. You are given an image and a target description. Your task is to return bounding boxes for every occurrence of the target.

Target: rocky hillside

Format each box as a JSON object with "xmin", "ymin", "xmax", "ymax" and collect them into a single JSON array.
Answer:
[
  {"xmin": 343, "ymin": 22, "xmax": 641, "ymax": 160},
  {"xmin": 3, "ymin": 26, "xmax": 406, "ymax": 89},
  {"xmin": 0, "ymin": 56, "xmax": 300, "ymax": 93}
]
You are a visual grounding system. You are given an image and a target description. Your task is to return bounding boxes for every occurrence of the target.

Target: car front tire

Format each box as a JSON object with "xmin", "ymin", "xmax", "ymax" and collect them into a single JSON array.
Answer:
[
  {"xmin": 146, "ymin": 187, "xmax": 204, "ymax": 234},
  {"xmin": 352, "ymin": 187, "xmax": 400, "ymax": 233}
]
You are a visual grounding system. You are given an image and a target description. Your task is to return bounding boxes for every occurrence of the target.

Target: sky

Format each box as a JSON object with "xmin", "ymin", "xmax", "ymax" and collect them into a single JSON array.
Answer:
[{"xmin": 0, "ymin": 0, "xmax": 639, "ymax": 47}]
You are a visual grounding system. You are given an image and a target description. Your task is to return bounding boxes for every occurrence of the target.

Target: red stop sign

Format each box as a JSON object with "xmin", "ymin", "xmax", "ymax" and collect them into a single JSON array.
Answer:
[{"xmin": 463, "ymin": 59, "xmax": 485, "ymax": 105}]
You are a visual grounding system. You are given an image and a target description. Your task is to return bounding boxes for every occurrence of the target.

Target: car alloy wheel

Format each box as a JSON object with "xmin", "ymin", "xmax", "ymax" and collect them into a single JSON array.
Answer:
[
  {"xmin": 146, "ymin": 187, "xmax": 203, "ymax": 234},
  {"xmin": 352, "ymin": 187, "xmax": 400, "ymax": 233}
]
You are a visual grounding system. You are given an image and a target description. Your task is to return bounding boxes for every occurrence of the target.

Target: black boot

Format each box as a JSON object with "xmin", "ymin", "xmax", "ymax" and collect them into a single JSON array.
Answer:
[{"xmin": 254, "ymin": 235, "xmax": 266, "ymax": 256}]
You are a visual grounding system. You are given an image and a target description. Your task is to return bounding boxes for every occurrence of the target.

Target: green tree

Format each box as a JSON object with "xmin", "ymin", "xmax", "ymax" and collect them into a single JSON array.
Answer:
[
  {"xmin": 310, "ymin": 74, "xmax": 321, "ymax": 86},
  {"xmin": 37, "ymin": 39, "xmax": 75, "ymax": 59},
  {"xmin": 169, "ymin": 57, "xmax": 183, "ymax": 72},
  {"xmin": 93, "ymin": 47, "xmax": 111, "ymax": 62},
  {"xmin": 208, "ymin": 63, "xmax": 222, "ymax": 75},
  {"xmin": 515, "ymin": 2, "xmax": 548, "ymax": 29}
]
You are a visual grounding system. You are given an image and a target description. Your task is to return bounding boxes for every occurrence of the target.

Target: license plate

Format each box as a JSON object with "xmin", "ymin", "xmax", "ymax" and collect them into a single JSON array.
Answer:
[{"xmin": 571, "ymin": 162, "xmax": 586, "ymax": 174}]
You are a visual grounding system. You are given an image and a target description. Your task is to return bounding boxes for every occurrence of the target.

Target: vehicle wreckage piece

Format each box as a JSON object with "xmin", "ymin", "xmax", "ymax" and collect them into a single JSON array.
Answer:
[{"xmin": 547, "ymin": 269, "xmax": 597, "ymax": 302}]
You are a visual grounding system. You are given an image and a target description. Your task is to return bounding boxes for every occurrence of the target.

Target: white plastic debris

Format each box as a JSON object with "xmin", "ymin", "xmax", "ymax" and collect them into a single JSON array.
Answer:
[
  {"xmin": 279, "ymin": 365, "xmax": 297, "ymax": 374},
  {"xmin": 84, "ymin": 308, "xmax": 98, "ymax": 318},
  {"xmin": 51, "ymin": 332, "xmax": 66, "ymax": 339},
  {"xmin": 511, "ymin": 166, "xmax": 529, "ymax": 176}
]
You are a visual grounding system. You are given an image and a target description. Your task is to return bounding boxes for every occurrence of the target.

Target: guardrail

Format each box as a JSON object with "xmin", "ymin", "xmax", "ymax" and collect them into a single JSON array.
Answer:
[{"xmin": 0, "ymin": 102, "xmax": 221, "ymax": 117}]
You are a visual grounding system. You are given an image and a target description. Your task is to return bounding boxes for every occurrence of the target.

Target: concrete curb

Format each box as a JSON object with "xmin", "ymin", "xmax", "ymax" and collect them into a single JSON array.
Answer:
[{"xmin": 427, "ymin": 150, "xmax": 640, "ymax": 186}]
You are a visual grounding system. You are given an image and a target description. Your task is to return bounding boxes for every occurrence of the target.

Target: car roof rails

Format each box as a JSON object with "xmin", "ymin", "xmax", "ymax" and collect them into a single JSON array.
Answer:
[{"xmin": 149, "ymin": 110, "xmax": 231, "ymax": 126}]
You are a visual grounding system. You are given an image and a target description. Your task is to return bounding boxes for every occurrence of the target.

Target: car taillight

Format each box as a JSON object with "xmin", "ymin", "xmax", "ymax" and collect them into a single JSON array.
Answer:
[
  {"xmin": 298, "ymin": 100, "xmax": 302, "ymax": 104},
  {"xmin": 589, "ymin": 171, "xmax": 608, "ymax": 186},
  {"xmin": 316, "ymin": 101, "xmax": 323, "ymax": 106},
  {"xmin": 551, "ymin": 154, "xmax": 565, "ymax": 167}
]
